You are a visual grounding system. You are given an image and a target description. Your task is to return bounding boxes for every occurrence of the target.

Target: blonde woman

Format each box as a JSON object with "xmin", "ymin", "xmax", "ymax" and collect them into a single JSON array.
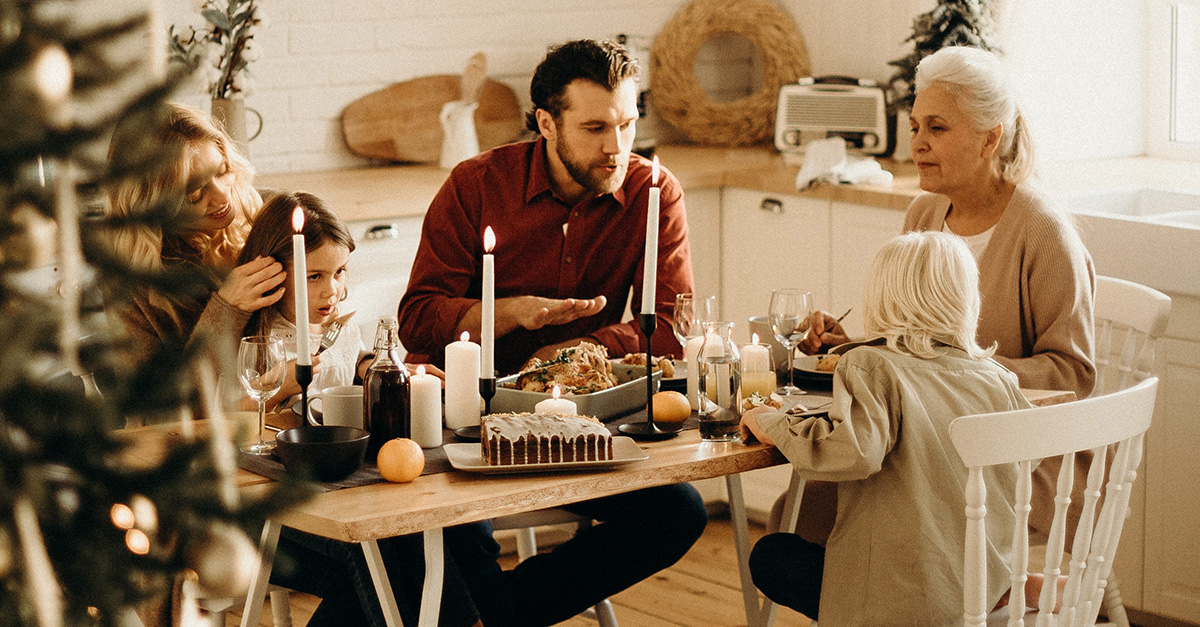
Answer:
[
  {"xmin": 741, "ymin": 232, "xmax": 1030, "ymax": 625},
  {"xmin": 105, "ymin": 102, "xmax": 285, "ymax": 358}
]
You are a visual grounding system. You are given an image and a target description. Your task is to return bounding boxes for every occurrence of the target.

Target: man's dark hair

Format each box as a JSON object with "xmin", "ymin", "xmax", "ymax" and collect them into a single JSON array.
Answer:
[{"xmin": 524, "ymin": 39, "xmax": 639, "ymax": 132}]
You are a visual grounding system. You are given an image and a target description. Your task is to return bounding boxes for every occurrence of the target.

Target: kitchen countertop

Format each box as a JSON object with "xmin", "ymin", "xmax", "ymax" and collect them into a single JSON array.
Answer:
[
  {"xmin": 257, "ymin": 144, "xmax": 1200, "ymax": 224},
  {"xmin": 256, "ymin": 144, "xmax": 923, "ymax": 223}
]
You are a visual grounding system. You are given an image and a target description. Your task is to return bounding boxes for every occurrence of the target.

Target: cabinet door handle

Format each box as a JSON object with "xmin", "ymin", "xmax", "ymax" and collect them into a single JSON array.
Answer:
[
  {"xmin": 365, "ymin": 224, "xmax": 398, "ymax": 239},
  {"xmin": 760, "ymin": 198, "xmax": 784, "ymax": 214}
]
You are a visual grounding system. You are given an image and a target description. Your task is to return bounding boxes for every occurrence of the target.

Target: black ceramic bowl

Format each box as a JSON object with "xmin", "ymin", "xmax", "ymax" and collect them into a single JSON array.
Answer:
[{"xmin": 275, "ymin": 426, "xmax": 369, "ymax": 482}]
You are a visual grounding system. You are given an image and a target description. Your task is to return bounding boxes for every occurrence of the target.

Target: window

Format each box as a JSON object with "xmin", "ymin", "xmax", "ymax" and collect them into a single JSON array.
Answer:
[{"xmin": 1149, "ymin": 0, "xmax": 1200, "ymax": 158}]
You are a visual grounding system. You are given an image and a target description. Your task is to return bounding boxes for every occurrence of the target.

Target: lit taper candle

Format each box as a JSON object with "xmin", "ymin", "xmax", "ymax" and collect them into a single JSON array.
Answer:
[
  {"xmin": 640, "ymin": 156, "xmax": 660, "ymax": 315},
  {"xmin": 481, "ymin": 226, "xmax": 495, "ymax": 379},
  {"xmin": 291, "ymin": 206, "xmax": 311, "ymax": 366}
]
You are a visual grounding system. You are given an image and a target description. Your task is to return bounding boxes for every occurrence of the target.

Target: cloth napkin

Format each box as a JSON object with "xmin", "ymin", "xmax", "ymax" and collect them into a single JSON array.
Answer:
[{"xmin": 794, "ymin": 137, "xmax": 894, "ymax": 191}]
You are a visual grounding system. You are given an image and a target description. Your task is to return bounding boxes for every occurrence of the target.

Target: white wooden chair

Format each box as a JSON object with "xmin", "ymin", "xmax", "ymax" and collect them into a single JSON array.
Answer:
[
  {"xmin": 950, "ymin": 376, "xmax": 1158, "ymax": 627},
  {"xmin": 1084, "ymin": 275, "xmax": 1171, "ymax": 626},
  {"xmin": 1093, "ymin": 275, "xmax": 1171, "ymax": 397},
  {"xmin": 491, "ymin": 509, "xmax": 619, "ymax": 627}
]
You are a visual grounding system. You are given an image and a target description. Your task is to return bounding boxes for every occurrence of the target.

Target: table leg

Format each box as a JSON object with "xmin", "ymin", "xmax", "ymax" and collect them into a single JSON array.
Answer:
[
  {"xmin": 241, "ymin": 519, "xmax": 282, "ymax": 627},
  {"xmin": 727, "ymin": 473, "xmax": 763, "ymax": 627},
  {"xmin": 361, "ymin": 539, "xmax": 404, "ymax": 627},
  {"xmin": 727, "ymin": 470, "xmax": 807, "ymax": 627},
  {"xmin": 418, "ymin": 528, "xmax": 444, "ymax": 627}
]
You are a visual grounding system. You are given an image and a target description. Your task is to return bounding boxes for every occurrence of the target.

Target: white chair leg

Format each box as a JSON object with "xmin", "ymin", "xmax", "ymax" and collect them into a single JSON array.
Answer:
[
  {"xmin": 515, "ymin": 526, "xmax": 537, "ymax": 562},
  {"xmin": 268, "ymin": 587, "xmax": 292, "ymax": 627},
  {"xmin": 1101, "ymin": 577, "xmax": 1130, "ymax": 627},
  {"xmin": 593, "ymin": 598, "xmax": 619, "ymax": 627}
]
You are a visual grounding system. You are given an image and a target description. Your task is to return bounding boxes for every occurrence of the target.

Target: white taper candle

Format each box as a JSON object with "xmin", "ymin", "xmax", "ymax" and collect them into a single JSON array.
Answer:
[
  {"xmin": 291, "ymin": 207, "xmax": 311, "ymax": 366},
  {"xmin": 640, "ymin": 156, "xmax": 660, "ymax": 315},
  {"xmin": 482, "ymin": 226, "xmax": 495, "ymax": 379}
]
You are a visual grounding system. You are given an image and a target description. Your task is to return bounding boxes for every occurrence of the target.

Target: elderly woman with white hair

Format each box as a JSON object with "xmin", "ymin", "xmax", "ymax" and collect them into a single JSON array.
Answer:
[
  {"xmin": 741, "ymin": 231, "xmax": 1031, "ymax": 625},
  {"xmin": 793, "ymin": 43, "xmax": 1097, "ymax": 578},
  {"xmin": 806, "ymin": 45, "xmax": 1095, "ymax": 397}
]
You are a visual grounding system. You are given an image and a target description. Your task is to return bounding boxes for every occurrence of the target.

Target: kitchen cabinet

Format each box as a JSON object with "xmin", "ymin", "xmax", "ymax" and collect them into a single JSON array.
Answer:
[
  {"xmin": 829, "ymin": 201, "xmax": 906, "ymax": 337},
  {"xmin": 719, "ymin": 188, "xmax": 832, "ymax": 345},
  {"xmin": 684, "ymin": 187, "xmax": 721, "ymax": 308}
]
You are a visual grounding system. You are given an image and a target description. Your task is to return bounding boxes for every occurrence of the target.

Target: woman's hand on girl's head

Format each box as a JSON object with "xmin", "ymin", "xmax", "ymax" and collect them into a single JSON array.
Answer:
[{"xmin": 220, "ymin": 256, "xmax": 287, "ymax": 312}]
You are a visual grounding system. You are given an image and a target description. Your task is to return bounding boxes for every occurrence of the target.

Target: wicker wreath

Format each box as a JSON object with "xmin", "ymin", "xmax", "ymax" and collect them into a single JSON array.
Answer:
[{"xmin": 651, "ymin": 0, "xmax": 810, "ymax": 146}]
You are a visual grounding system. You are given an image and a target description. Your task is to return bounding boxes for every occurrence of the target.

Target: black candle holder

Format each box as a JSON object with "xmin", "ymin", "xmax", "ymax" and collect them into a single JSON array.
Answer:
[
  {"xmin": 296, "ymin": 364, "xmax": 316, "ymax": 426},
  {"xmin": 619, "ymin": 313, "xmax": 680, "ymax": 440},
  {"xmin": 479, "ymin": 377, "xmax": 496, "ymax": 416}
]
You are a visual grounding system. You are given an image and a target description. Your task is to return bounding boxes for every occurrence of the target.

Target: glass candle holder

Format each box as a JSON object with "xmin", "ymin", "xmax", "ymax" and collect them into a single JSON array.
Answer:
[{"xmin": 740, "ymin": 333, "xmax": 776, "ymax": 399}]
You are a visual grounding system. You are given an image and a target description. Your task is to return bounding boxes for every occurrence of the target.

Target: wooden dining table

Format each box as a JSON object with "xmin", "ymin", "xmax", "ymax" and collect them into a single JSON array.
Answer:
[{"xmin": 119, "ymin": 386, "xmax": 1075, "ymax": 627}]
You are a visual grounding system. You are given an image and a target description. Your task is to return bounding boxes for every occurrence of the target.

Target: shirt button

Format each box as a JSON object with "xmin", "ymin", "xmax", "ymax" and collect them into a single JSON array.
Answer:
[{"xmin": 566, "ymin": 256, "xmax": 573, "ymax": 264}]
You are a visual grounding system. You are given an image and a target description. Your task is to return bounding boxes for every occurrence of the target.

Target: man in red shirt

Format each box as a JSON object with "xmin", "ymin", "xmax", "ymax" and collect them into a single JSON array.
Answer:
[
  {"xmin": 398, "ymin": 43, "xmax": 693, "ymax": 375},
  {"xmin": 396, "ymin": 40, "xmax": 706, "ymax": 627}
]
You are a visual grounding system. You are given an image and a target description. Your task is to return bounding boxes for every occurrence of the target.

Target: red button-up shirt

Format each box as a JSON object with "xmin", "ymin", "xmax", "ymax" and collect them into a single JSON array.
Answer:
[{"xmin": 397, "ymin": 139, "xmax": 694, "ymax": 375}]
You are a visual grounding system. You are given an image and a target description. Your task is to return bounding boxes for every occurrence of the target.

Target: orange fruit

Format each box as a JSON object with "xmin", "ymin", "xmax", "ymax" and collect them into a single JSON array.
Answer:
[
  {"xmin": 651, "ymin": 391, "xmax": 691, "ymax": 423},
  {"xmin": 377, "ymin": 438, "xmax": 425, "ymax": 483}
]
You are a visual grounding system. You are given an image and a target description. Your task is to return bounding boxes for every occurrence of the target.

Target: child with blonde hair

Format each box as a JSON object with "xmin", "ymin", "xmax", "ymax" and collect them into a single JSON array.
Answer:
[{"xmin": 742, "ymin": 231, "xmax": 1029, "ymax": 625}]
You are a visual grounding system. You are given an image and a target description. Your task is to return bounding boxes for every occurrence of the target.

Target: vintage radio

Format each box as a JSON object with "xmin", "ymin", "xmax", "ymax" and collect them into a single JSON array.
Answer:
[{"xmin": 774, "ymin": 77, "xmax": 888, "ymax": 155}]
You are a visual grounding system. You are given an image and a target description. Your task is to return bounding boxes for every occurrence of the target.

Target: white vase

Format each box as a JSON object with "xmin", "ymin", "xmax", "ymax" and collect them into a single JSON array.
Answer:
[{"xmin": 210, "ymin": 97, "xmax": 262, "ymax": 158}]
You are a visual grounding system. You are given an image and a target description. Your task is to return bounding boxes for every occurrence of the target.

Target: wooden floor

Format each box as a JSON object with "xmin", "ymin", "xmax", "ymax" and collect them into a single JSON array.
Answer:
[{"xmin": 227, "ymin": 514, "xmax": 815, "ymax": 627}]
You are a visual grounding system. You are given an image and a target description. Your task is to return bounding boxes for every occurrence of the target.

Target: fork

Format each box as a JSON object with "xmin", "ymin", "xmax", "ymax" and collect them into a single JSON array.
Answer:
[{"xmin": 316, "ymin": 311, "xmax": 356, "ymax": 355}]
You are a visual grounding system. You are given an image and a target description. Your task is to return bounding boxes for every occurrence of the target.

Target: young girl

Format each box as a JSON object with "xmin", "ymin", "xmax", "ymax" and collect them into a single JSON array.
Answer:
[
  {"xmin": 235, "ymin": 191, "xmax": 370, "ymax": 412},
  {"xmin": 741, "ymin": 231, "xmax": 1030, "ymax": 625}
]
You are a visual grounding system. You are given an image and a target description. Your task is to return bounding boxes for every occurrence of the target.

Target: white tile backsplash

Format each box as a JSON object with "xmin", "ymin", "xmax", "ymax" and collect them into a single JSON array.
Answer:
[{"xmin": 162, "ymin": 0, "xmax": 931, "ymax": 175}]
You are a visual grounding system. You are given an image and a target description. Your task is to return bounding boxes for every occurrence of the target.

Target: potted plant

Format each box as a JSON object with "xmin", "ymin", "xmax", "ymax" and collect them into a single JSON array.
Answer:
[
  {"xmin": 886, "ymin": 0, "xmax": 999, "ymax": 159},
  {"xmin": 169, "ymin": 0, "xmax": 266, "ymax": 156}
]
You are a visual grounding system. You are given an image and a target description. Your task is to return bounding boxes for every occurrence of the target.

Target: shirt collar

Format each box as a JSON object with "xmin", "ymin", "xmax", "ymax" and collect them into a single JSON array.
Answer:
[{"xmin": 526, "ymin": 137, "xmax": 628, "ymax": 207}]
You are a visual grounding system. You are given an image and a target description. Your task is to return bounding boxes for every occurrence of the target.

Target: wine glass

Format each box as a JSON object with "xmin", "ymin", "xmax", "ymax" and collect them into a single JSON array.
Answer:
[
  {"xmin": 672, "ymin": 293, "xmax": 718, "ymax": 347},
  {"xmin": 238, "ymin": 335, "xmax": 287, "ymax": 456},
  {"xmin": 768, "ymin": 288, "xmax": 814, "ymax": 396}
]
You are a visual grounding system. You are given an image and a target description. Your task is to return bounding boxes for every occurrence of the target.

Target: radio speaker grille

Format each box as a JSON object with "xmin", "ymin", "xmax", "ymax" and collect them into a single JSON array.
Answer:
[{"xmin": 787, "ymin": 94, "xmax": 880, "ymax": 129}]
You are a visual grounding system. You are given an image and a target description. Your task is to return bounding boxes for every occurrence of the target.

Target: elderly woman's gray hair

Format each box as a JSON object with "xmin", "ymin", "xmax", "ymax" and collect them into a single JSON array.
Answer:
[
  {"xmin": 915, "ymin": 46, "xmax": 1034, "ymax": 185},
  {"xmin": 863, "ymin": 231, "xmax": 997, "ymax": 360}
]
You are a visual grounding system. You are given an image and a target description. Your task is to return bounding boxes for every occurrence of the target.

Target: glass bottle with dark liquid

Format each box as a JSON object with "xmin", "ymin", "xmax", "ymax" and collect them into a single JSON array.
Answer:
[{"xmin": 364, "ymin": 316, "xmax": 410, "ymax": 461}]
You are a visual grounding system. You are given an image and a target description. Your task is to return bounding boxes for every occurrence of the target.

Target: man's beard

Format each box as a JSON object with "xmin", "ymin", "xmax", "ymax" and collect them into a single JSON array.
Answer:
[{"xmin": 556, "ymin": 138, "xmax": 627, "ymax": 196}]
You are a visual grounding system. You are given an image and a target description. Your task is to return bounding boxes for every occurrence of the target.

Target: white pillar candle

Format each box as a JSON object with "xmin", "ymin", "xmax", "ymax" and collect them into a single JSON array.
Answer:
[
  {"xmin": 444, "ymin": 332, "xmax": 482, "ymax": 429},
  {"xmin": 685, "ymin": 335, "xmax": 704, "ymax": 410},
  {"xmin": 481, "ymin": 226, "xmax": 495, "ymax": 379},
  {"xmin": 534, "ymin": 385, "xmax": 578, "ymax": 416},
  {"xmin": 410, "ymin": 365, "xmax": 442, "ymax": 448},
  {"xmin": 640, "ymin": 156, "xmax": 660, "ymax": 315},
  {"xmin": 291, "ymin": 207, "xmax": 311, "ymax": 366},
  {"xmin": 742, "ymin": 334, "xmax": 772, "ymax": 372}
]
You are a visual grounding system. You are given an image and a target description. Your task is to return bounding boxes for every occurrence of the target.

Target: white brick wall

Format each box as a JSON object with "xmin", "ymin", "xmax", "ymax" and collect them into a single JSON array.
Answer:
[{"xmin": 163, "ymin": 0, "xmax": 929, "ymax": 174}]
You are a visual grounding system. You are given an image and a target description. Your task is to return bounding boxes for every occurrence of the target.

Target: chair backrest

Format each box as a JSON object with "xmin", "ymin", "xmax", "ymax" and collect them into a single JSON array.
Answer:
[
  {"xmin": 1093, "ymin": 276, "xmax": 1171, "ymax": 396},
  {"xmin": 949, "ymin": 377, "xmax": 1158, "ymax": 627}
]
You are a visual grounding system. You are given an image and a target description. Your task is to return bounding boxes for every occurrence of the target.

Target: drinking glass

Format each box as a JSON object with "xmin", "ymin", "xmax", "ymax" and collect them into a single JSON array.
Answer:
[
  {"xmin": 768, "ymin": 288, "xmax": 814, "ymax": 396},
  {"xmin": 238, "ymin": 335, "xmax": 287, "ymax": 456},
  {"xmin": 672, "ymin": 293, "xmax": 718, "ymax": 347}
]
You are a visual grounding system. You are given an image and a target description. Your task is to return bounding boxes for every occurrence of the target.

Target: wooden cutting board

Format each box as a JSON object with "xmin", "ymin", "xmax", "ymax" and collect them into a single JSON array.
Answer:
[{"xmin": 342, "ymin": 75, "xmax": 525, "ymax": 163}]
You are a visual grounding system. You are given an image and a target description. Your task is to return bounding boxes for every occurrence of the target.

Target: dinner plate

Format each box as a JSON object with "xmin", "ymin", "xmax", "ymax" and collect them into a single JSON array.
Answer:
[
  {"xmin": 793, "ymin": 355, "xmax": 835, "ymax": 378},
  {"xmin": 444, "ymin": 436, "xmax": 648, "ymax": 474}
]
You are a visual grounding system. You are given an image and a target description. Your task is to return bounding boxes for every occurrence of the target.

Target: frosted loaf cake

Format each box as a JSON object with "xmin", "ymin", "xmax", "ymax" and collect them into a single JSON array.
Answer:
[{"xmin": 481, "ymin": 411, "xmax": 614, "ymax": 465}]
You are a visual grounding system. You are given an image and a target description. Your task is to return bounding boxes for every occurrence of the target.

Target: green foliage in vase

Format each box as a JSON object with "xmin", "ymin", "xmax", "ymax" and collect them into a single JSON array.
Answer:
[
  {"xmin": 168, "ymin": 0, "xmax": 264, "ymax": 100},
  {"xmin": 887, "ymin": 0, "xmax": 1000, "ymax": 113},
  {"xmin": 0, "ymin": 2, "xmax": 300, "ymax": 625}
]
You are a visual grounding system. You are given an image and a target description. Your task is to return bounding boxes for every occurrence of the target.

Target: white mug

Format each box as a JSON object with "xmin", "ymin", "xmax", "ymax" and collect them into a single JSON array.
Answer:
[{"xmin": 315, "ymin": 385, "xmax": 364, "ymax": 429}]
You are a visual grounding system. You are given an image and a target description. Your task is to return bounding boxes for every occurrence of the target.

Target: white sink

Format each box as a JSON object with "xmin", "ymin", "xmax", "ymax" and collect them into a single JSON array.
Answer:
[{"xmin": 1060, "ymin": 188, "xmax": 1200, "ymax": 297}]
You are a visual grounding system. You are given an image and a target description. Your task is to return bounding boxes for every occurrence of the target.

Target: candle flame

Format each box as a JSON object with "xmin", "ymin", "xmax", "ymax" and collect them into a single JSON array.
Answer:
[
  {"xmin": 416, "ymin": 365, "xmax": 426, "ymax": 376},
  {"xmin": 483, "ymin": 226, "xmax": 495, "ymax": 253},
  {"xmin": 752, "ymin": 332, "xmax": 760, "ymax": 344},
  {"xmin": 552, "ymin": 384, "xmax": 561, "ymax": 400},
  {"xmin": 651, "ymin": 155, "xmax": 660, "ymax": 186},
  {"xmin": 460, "ymin": 331, "xmax": 470, "ymax": 342},
  {"xmin": 291, "ymin": 206, "xmax": 305, "ymax": 232}
]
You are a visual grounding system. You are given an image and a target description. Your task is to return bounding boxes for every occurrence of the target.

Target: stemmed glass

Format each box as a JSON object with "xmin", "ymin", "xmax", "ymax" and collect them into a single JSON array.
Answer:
[
  {"xmin": 768, "ymin": 288, "xmax": 814, "ymax": 396},
  {"xmin": 238, "ymin": 335, "xmax": 286, "ymax": 456},
  {"xmin": 672, "ymin": 294, "xmax": 718, "ymax": 348}
]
